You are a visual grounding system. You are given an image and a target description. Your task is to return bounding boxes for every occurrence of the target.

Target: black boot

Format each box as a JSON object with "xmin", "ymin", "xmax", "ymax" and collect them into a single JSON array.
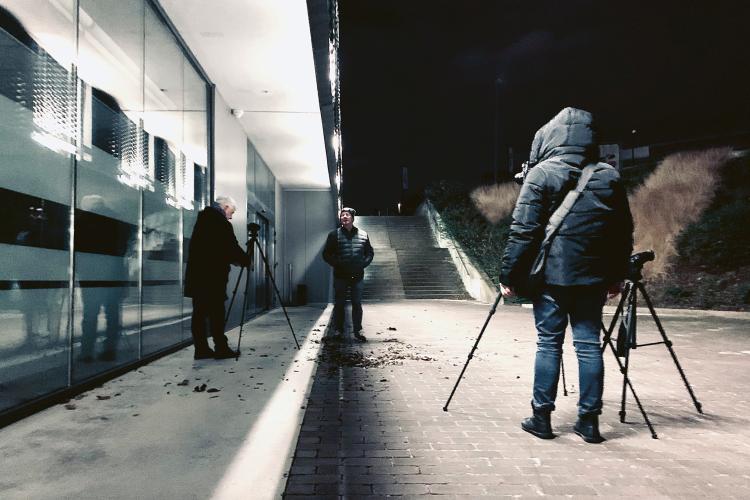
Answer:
[
  {"xmin": 574, "ymin": 414, "xmax": 605, "ymax": 443},
  {"xmin": 521, "ymin": 408, "xmax": 554, "ymax": 439},
  {"xmin": 214, "ymin": 345, "xmax": 240, "ymax": 359}
]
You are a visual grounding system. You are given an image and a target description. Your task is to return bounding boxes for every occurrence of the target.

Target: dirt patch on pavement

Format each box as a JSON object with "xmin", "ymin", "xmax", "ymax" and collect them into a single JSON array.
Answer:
[{"xmin": 320, "ymin": 337, "xmax": 435, "ymax": 374}]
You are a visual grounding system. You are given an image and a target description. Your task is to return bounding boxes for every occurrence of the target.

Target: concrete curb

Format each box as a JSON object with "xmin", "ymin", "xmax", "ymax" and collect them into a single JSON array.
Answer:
[{"xmin": 211, "ymin": 304, "xmax": 333, "ymax": 500}]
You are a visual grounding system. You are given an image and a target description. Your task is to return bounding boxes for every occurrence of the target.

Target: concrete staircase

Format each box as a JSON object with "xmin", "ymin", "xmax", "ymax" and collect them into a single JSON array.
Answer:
[{"xmin": 356, "ymin": 216, "xmax": 470, "ymax": 300}]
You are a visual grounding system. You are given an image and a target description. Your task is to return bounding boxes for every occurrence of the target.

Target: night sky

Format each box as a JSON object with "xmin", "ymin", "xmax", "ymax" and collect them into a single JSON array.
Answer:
[{"xmin": 339, "ymin": 0, "xmax": 750, "ymax": 214}]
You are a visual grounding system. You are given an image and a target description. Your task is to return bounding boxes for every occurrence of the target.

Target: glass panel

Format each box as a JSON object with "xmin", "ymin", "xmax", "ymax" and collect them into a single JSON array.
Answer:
[
  {"xmin": 141, "ymin": 4, "xmax": 183, "ymax": 354},
  {"xmin": 182, "ymin": 62, "xmax": 207, "ymax": 340},
  {"xmin": 0, "ymin": 1, "xmax": 76, "ymax": 411},
  {"xmin": 72, "ymin": 0, "xmax": 144, "ymax": 381}
]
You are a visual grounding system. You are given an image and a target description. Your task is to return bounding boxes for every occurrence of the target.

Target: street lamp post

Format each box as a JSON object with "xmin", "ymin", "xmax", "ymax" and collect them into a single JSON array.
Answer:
[{"xmin": 493, "ymin": 77, "xmax": 505, "ymax": 184}]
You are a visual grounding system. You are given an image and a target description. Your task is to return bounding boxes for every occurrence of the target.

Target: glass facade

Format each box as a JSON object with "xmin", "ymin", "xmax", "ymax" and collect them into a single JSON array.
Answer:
[
  {"xmin": 0, "ymin": 0, "xmax": 210, "ymax": 414},
  {"xmin": 246, "ymin": 140, "xmax": 276, "ymax": 317}
]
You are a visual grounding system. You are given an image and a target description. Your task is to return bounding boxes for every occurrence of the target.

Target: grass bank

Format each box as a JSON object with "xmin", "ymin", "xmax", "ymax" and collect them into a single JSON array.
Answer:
[{"xmin": 427, "ymin": 149, "xmax": 750, "ymax": 311}]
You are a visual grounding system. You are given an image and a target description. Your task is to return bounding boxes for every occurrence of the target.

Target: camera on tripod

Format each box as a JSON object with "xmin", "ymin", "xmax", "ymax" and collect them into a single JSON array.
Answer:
[
  {"xmin": 247, "ymin": 222, "xmax": 260, "ymax": 239},
  {"xmin": 627, "ymin": 250, "xmax": 655, "ymax": 281},
  {"xmin": 513, "ymin": 160, "xmax": 535, "ymax": 185}
]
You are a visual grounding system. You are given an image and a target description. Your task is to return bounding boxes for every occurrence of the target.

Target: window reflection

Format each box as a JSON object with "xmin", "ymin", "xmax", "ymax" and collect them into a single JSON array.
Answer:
[{"xmin": 0, "ymin": 0, "xmax": 210, "ymax": 412}]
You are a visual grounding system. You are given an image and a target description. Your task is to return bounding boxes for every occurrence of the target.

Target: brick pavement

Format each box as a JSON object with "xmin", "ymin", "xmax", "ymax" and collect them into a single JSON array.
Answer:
[{"xmin": 283, "ymin": 300, "xmax": 750, "ymax": 499}]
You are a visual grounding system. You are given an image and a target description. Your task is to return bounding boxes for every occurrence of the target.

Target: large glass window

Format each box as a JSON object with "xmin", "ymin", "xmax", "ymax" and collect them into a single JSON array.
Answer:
[
  {"xmin": 245, "ymin": 143, "xmax": 276, "ymax": 318},
  {"xmin": 0, "ymin": 0, "xmax": 210, "ymax": 413},
  {"xmin": 141, "ymin": 5, "xmax": 184, "ymax": 355},
  {"xmin": 72, "ymin": 0, "xmax": 144, "ymax": 380},
  {"xmin": 182, "ymin": 58, "xmax": 208, "ymax": 340},
  {"xmin": 0, "ymin": 0, "xmax": 77, "ymax": 413}
]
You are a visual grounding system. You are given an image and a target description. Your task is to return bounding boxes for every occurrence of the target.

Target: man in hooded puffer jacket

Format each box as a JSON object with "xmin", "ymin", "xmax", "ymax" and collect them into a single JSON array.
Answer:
[{"xmin": 499, "ymin": 108, "xmax": 633, "ymax": 443}]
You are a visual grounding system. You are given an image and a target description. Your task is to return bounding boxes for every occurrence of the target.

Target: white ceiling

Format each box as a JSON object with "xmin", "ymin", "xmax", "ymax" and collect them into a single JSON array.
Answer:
[{"xmin": 159, "ymin": 0, "xmax": 330, "ymax": 189}]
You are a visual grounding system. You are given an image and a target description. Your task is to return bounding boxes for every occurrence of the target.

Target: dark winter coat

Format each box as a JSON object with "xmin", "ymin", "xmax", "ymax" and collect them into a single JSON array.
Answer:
[
  {"xmin": 499, "ymin": 107, "xmax": 633, "ymax": 289},
  {"xmin": 322, "ymin": 226, "xmax": 374, "ymax": 279},
  {"xmin": 184, "ymin": 204, "xmax": 249, "ymax": 299}
]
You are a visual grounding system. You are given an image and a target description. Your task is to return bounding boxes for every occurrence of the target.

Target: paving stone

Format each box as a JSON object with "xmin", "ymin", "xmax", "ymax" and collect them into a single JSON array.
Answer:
[{"xmin": 282, "ymin": 301, "xmax": 750, "ymax": 499}]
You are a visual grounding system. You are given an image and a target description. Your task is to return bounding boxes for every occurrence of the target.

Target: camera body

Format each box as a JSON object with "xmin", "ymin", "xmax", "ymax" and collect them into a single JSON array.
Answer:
[
  {"xmin": 513, "ymin": 160, "xmax": 535, "ymax": 185},
  {"xmin": 247, "ymin": 222, "xmax": 260, "ymax": 239},
  {"xmin": 627, "ymin": 250, "xmax": 655, "ymax": 281}
]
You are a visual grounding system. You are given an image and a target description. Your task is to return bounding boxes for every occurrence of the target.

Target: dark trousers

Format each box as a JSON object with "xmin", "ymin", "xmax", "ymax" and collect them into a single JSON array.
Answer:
[
  {"xmin": 191, "ymin": 296, "xmax": 229, "ymax": 352},
  {"xmin": 333, "ymin": 276, "xmax": 364, "ymax": 333}
]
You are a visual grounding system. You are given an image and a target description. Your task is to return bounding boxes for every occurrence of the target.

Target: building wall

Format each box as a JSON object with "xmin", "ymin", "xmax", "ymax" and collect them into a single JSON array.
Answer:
[{"xmin": 282, "ymin": 190, "xmax": 334, "ymax": 304}]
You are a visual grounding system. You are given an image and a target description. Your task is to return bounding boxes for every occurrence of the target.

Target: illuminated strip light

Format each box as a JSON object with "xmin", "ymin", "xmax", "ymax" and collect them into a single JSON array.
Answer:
[{"xmin": 328, "ymin": 40, "xmax": 337, "ymax": 97}]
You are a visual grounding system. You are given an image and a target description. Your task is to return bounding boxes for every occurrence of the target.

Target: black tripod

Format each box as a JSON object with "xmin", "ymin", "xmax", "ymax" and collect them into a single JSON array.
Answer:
[
  {"xmin": 601, "ymin": 250, "xmax": 703, "ymax": 438},
  {"xmin": 225, "ymin": 222, "xmax": 300, "ymax": 359},
  {"xmin": 443, "ymin": 291, "xmax": 503, "ymax": 411},
  {"xmin": 443, "ymin": 291, "xmax": 570, "ymax": 411}
]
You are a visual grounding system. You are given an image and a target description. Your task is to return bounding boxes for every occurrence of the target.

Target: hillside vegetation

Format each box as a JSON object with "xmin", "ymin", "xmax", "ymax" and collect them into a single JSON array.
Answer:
[{"xmin": 427, "ymin": 148, "xmax": 750, "ymax": 310}]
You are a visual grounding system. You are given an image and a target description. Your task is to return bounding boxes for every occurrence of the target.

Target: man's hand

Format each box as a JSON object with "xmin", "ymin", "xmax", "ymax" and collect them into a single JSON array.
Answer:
[
  {"xmin": 500, "ymin": 283, "xmax": 515, "ymax": 298},
  {"xmin": 607, "ymin": 281, "xmax": 623, "ymax": 299}
]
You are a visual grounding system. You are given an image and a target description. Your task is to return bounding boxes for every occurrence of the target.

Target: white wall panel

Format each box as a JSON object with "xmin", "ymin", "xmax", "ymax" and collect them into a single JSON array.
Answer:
[{"xmin": 213, "ymin": 91, "xmax": 250, "ymax": 328}]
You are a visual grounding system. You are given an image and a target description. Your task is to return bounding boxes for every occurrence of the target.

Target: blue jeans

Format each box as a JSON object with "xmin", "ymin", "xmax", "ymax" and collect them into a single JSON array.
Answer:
[
  {"xmin": 333, "ymin": 276, "xmax": 364, "ymax": 333},
  {"xmin": 532, "ymin": 285, "xmax": 606, "ymax": 416}
]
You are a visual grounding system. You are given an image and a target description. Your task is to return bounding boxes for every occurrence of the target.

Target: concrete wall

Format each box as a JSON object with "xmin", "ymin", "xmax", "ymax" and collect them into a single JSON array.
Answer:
[
  {"xmin": 213, "ymin": 92, "xmax": 332, "ymax": 320},
  {"xmin": 282, "ymin": 190, "xmax": 334, "ymax": 304},
  {"xmin": 213, "ymin": 91, "xmax": 251, "ymax": 329}
]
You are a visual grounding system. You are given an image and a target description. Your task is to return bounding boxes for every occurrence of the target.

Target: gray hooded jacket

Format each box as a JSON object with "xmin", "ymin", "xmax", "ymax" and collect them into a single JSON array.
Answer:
[{"xmin": 499, "ymin": 107, "xmax": 633, "ymax": 289}]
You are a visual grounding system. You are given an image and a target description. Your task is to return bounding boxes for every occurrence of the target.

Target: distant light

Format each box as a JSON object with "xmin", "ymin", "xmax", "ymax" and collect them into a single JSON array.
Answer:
[
  {"xmin": 397, "ymin": 202, "xmax": 402, "ymax": 214},
  {"xmin": 328, "ymin": 41, "xmax": 337, "ymax": 97},
  {"xmin": 631, "ymin": 129, "xmax": 637, "ymax": 134},
  {"xmin": 331, "ymin": 133, "xmax": 339, "ymax": 153}
]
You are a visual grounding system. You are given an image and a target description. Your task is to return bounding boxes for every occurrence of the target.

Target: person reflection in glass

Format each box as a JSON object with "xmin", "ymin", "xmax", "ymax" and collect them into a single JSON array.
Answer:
[
  {"xmin": 78, "ymin": 195, "xmax": 125, "ymax": 363},
  {"xmin": 15, "ymin": 203, "xmax": 65, "ymax": 349}
]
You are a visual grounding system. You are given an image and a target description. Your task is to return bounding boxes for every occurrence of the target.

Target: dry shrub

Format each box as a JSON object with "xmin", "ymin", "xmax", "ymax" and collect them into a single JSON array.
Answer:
[
  {"xmin": 471, "ymin": 182, "xmax": 521, "ymax": 223},
  {"xmin": 630, "ymin": 147, "xmax": 732, "ymax": 278}
]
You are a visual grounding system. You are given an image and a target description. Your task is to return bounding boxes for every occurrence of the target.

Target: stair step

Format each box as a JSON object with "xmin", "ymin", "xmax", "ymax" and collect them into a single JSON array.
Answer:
[{"xmin": 353, "ymin": 215, "xmax": 469, "ymax": 301}]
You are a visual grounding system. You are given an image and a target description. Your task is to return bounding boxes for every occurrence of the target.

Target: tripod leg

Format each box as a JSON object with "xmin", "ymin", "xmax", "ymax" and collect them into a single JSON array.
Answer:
[
  {"xmin": 637, "ymin": 283, "xmax": 703, "ymax": 414},
  {"xmin": 235, "ymin": 260, "xmax": 253, "ymax": 360},
  {"xmin": 225, "ymin": 266, "xmax": 246, "ymax": 323},
  {"xmin": 443, "ymin": 291, "xmax": 503, "ymax": 411},
  {"xmin": 601, "ymin": 282, "xmax": 630, "ymax": 353},
  {"xmin": 255, "ymin": 240, "xmax": 301, "ymax": 350},
  {"xmin": 601, "ymin": 325, "xmax": 658, "ymax": 438},
  {"xmin": 619, "ymin": 286, "xmax": 638, "ymax": 421},
  {"xmin": 620, "ymin": 337, "xmax": 632, "ymax": 422}
]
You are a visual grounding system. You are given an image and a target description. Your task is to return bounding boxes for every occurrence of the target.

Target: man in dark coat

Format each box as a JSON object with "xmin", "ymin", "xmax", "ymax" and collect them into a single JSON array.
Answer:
[
  {"xmin": 322, "ymin": 207, "xmax": 374, "ymax": 342},
  {"xmin": 185, "ymin": 196, "xmax": 250, "ymax": 359},
  {"xmin": 499, "ymin": 108, "xmax": 633, "ymax": 443}
]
